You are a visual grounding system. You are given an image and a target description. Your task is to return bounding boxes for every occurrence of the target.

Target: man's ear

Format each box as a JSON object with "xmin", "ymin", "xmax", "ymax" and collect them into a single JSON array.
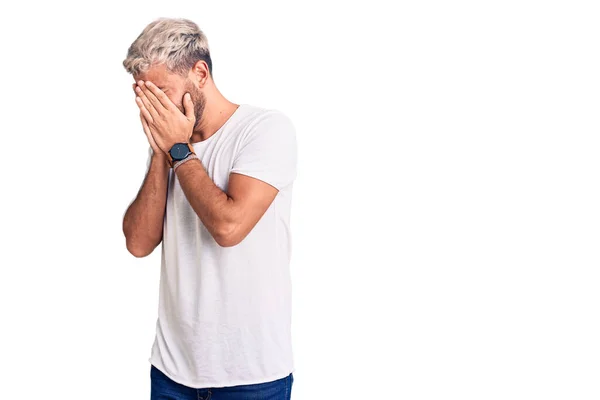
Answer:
[{"xmin": 191, "ymin": 60, "xmax": 209, "ymax": 87}]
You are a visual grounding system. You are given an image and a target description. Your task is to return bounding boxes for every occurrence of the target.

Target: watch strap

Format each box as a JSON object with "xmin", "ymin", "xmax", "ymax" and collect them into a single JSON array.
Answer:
[{"xmin": 173, "ymin": 153, "xmax": 200, "ymax": 171}]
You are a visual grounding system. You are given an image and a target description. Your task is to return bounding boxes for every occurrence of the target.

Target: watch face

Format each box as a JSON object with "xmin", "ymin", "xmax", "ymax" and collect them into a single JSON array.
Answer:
[{"xmin": 169, "ymin": 143, "xmax": 190, "ymax": 160}]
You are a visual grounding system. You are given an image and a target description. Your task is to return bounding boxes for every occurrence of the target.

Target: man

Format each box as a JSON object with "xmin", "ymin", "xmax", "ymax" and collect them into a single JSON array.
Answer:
[{"xmin": 121, "ymin": 17, "xmax": 297, "ymax": 399}]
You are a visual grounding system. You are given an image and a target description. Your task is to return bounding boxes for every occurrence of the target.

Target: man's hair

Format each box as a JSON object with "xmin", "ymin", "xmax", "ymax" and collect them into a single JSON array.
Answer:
[{"xmin": 122, "ymin": 17, "xmax": 212, "ymax": 78}]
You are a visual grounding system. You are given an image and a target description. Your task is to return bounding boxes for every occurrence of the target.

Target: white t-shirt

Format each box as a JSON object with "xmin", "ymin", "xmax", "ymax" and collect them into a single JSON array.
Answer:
[{"xmin": 141, "ymin": 104, "xmax": 297, "ymax": 389}]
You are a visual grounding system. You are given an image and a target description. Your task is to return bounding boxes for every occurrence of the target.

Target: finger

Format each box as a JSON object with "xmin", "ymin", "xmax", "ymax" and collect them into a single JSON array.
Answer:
[
  {"xmin": 183, "ymin": 92, "xmax": 195, "ymax": 120},
  {"xmin": 139, "ymin": 81, "xmax": 168, "ymax": 115},
  {"xmin": 135, "ymin": 95, "xmax": 154, "ymax": 124},
  {"xmin": 135, "ymin": 83, "xmax": 160, "ymax": 121},
  {"xmin": 140, "ymin": 111, "xmax": 158, "ymax": 149},
  {"xmin": 140, "ymin": 110, "xmax": 152, "ymax": 138},
  {"xmin": 143, "ymin": 81, "xmax": 178, "ymax": 112}
]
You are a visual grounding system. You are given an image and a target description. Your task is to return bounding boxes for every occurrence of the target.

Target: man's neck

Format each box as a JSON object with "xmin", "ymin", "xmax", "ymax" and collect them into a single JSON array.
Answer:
[{"xmin": 190, "ymin": 97, "xmax": 239, "ymax": 143}]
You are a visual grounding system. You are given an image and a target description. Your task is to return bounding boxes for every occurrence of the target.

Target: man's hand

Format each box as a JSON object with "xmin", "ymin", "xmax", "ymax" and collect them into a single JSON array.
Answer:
[
  {"xmin": 135, "ymin": 80, "xmax": 195, "ymax": 156},
  {"xmin": 132, "ymin": 83, "xmax": 164, "ymax": 160}
]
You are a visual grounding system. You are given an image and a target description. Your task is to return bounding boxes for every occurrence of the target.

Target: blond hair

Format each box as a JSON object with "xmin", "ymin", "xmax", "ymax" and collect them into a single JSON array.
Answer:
[{"xmin": 122, "ymin": 17, "xmax": 212, "ymax": 78}]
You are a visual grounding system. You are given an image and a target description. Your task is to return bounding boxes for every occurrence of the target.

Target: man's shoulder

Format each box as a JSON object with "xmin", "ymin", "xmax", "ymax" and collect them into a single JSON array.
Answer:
[{"xmin": 239, "ymin": 104, "xmax": 293, "ymax": 125}]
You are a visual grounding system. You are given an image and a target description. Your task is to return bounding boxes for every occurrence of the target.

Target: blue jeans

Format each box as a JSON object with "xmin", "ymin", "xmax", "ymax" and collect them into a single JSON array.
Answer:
[{"xmin": 150, "ymin": 364, "xmax": 294, "ymax": 400}]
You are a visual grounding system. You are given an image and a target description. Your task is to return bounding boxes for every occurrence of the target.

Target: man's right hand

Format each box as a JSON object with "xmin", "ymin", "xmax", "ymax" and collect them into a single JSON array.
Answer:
[{"xmin": 133, "ymin": 83, "xmax": 165, "ymax": 160}]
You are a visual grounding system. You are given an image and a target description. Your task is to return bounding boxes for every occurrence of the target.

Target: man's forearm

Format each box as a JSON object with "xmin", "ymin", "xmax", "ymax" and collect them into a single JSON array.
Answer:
[
  {"xmin": 174, "ymin": 157, "xmax": 237, "ymax": 245},
  {"xmin": 123, "ymin": 154, "xmax": 170, "ymax": 257}
]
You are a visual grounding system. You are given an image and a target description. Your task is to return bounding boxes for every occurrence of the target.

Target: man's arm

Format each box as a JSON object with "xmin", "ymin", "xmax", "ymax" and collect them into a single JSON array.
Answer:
[
  {"xmin": 130, "ymin": 81, "xmax": 295, "ymax": 247},
  {"xmin": 171, "ymin": 111, "xmax": 297, "ymax": 247},
  {"xmin": 174, "ymin": 159, "xmax": 279, "ymax": 247},
  {"xmin": 122, "ymin": 153, "xmax": 170, "ymax": 257}
]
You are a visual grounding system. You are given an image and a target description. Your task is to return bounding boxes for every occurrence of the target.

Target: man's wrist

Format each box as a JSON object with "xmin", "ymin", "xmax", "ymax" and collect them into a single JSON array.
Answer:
[
  {"xmin": 151, "ymin": 152, "xmax": 170, "ymax": 168},
  {"xmin": 166, "ymin": 143, "xmax": 196, "ymax": 168},
  {"xmin": 173, "ymin": 153, "xmax": 199, "ymax": 171}
]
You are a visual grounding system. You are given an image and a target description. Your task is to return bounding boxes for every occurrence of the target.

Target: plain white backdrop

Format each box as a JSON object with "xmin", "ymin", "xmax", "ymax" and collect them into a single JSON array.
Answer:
[{"xmin": 1, "ymin": 1, "xmax": 599, "ymax": 399}]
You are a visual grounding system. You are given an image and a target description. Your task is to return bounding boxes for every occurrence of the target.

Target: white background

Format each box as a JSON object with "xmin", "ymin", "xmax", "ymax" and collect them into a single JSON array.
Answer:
[{"xmin": 1, "ymin": 1, "xmax": 598, "ymax": 399}]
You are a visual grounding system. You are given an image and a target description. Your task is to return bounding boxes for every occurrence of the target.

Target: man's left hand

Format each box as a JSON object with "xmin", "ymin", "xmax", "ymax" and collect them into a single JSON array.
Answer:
[{"xmin": 135, "ymin": 80, "xmax": 195, "ymax": 156}]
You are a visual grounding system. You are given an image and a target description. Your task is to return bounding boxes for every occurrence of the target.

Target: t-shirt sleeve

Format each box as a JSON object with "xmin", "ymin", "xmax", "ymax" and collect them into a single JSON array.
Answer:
[{"xmin": 229, "ymin": 111, "xmax": 298, "ymax": 190}]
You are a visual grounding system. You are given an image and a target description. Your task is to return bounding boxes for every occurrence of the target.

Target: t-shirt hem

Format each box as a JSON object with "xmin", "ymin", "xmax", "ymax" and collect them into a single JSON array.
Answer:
[{"xmin": 149, "ymin": 357, "xmax": 295, "ymax": 389}]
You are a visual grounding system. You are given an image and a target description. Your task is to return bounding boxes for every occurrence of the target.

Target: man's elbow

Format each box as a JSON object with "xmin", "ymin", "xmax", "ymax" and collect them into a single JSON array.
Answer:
[
  {"xmin": 129, "ymin": 248, "xmax": 151, "ymax": 258},
  {"xmin": 213, "ymin": 222, "xmax": 243, "ymax": 247},
  {"xmin": 125, "ymin": 238, "xmax": 158, "ymax": 258}
]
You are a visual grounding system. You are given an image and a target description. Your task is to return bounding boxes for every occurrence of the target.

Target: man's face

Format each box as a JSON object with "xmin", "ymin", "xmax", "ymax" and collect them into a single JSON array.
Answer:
[{"xmin": 133, "ymin": 63, "xmax": 206, "ymax": 130}]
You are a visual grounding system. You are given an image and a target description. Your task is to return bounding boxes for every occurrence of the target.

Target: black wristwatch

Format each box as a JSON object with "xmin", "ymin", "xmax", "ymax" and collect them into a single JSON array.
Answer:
[{"xmin": 167, "ymin": 143, "xmax": 195, "ymax": 167}]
